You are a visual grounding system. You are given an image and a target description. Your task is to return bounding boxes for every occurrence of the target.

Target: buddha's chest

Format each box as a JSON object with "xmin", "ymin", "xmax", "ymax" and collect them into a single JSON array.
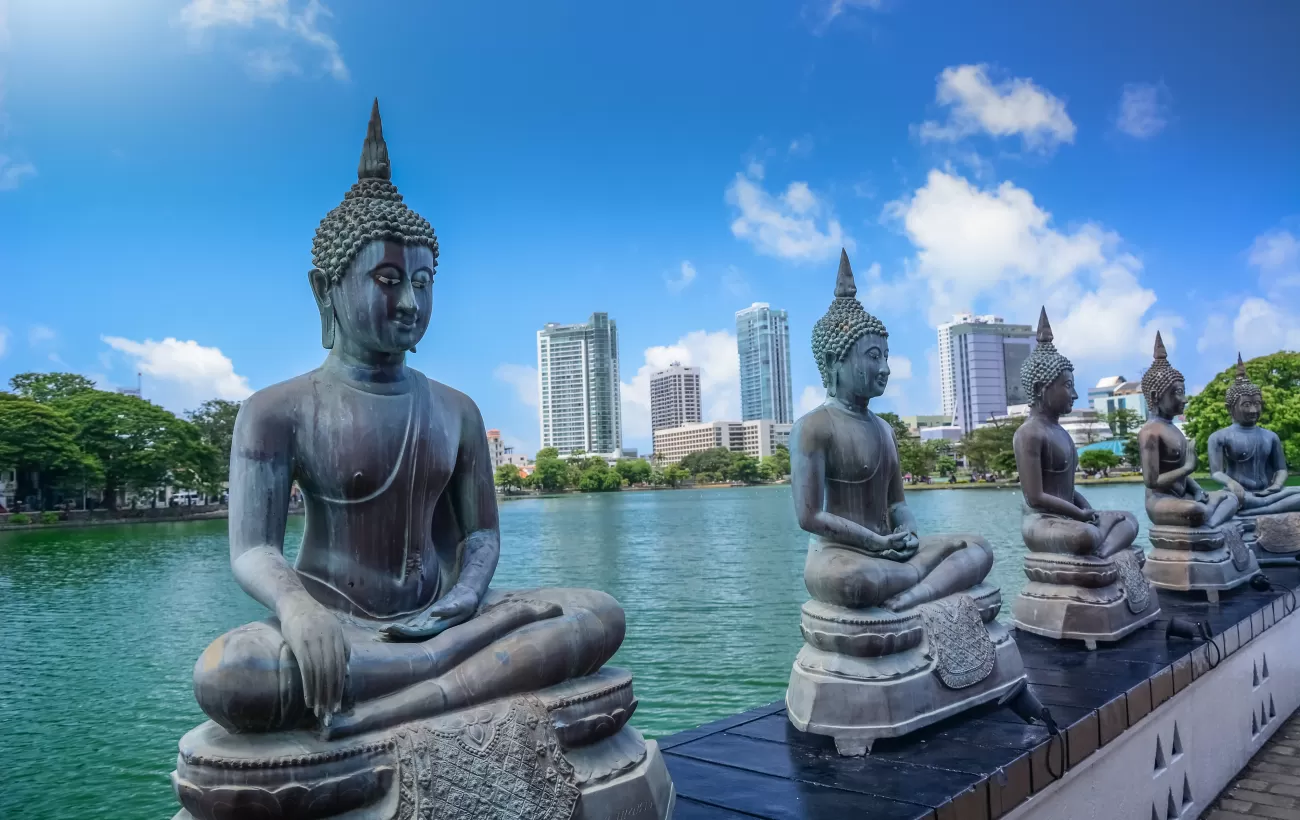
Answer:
[
  {"xmin": 1041, "ymin": 426, "xmax": 1076, "ymax": 473},
  {"xmin": 1221, "ymin": 431, "xmax": 1264, "ymax": 465},
  {"xmin": 824, "ymin": 416, "xmax": 895, "ymax": 482},
  {"xmin": 1157, "ymin": 428, "xmax": 1187, "ymax": 465},
  {"xmin": 294, "ymin": 389, "xmax": 457, "ymax": 503}
]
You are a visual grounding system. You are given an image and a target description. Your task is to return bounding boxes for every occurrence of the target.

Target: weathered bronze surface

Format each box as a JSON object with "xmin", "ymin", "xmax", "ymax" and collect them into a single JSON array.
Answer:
[
  {"xmin": 170, "ymin": 101, "xmax": 674, "ymax": 820},
  {"xmin": 785, "ymin": 251, "xmax": 1025, "ymax": 756}
]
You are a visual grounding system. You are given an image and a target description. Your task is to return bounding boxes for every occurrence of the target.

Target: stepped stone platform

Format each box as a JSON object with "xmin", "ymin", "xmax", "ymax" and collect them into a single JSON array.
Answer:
[{"xmin": 661, "ymin": 566, "xmax": 1300, "ymax": 820}]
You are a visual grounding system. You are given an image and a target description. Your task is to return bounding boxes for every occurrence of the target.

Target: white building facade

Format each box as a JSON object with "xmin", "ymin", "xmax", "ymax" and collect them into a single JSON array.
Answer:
[
  {"xmin": 537, "ymin": 313, "xmax": 623, "ymax": 456},
  {"xmin": 486, "ymin": 429, "xmax": 532, "ymax": 471},
  {"xmin": 938, "ymin": 313, "xmax": 1036, "ymax": 434},
  {"xmin": 649, "ymin": 362, "xmax": 702, "ymax": 432},
  {"xmin": 652, "ymin": 419, "xmax": 791, "ymax": 464},
  {"xmin": 736, "ymin": 303, "xmax": 794, "ymax": 424}
]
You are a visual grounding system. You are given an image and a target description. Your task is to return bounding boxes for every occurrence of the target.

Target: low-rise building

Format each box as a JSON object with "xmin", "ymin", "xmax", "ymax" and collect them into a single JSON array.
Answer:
[
  {"xmin": 1088, "ymin": 375, "xmax": 1148, "ymax": 423},
  {"xmin": 486, "ymin": 429, "xmax": 532, "ymax": 471},
  {"xmin": 919, "ymin": 425, "xmax": 963, "ymax": 443},
  {"xmin": 653, "ymin": 420, "xmax": 791, "ymax": 464},
  {"xmin": 901, "ymin": 415, "xmax": 953, "ymax": 435}
]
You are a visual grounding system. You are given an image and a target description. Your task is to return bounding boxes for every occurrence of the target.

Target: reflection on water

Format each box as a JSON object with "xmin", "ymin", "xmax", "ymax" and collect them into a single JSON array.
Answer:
[{"xmin": 0, "ymin": 483, "xmax": 1149, "ymax": 819}]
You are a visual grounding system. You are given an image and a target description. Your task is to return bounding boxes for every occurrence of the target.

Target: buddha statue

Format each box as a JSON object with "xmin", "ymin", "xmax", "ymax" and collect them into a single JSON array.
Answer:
[
  {"xmin": 1207, "ymin": 355, "xmax": 1300, "ymax": 564},
  {"xmin": 1011, "ymin": 309, "xmax": 1159, "ymax": 648},
  {"xmin": 785, "ymin": 250, "xmax": 1026, "ymax": 756},
  {"xmin": 1139, "ymin": 334, "xmax": 1257, "ymax": 599},
  {"xmin": 170, "ymin": 101, "xmax": 674, "ymax": 820}
]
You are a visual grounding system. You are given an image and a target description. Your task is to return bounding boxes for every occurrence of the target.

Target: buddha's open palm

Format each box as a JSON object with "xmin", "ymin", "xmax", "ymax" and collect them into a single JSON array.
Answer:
[
  {"xmin": 280, "ymin": 598, "xmax": 350, "ymax": 722},
  {"xmin": 381, "ymin": 583, "xmax": 479, "ymax": 641}
]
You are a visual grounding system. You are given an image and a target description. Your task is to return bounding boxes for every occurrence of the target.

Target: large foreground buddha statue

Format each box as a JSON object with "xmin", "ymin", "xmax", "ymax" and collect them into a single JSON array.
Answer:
[
  {"xmin": 1139, "ymin": 333, "xmax": 1257, "ymax": 599},
  {"xmin": 1011, "ymin": 309, "xmax": 1159, "ymax": 648},
  {"xmin": 1207, "ymin": 356, "xmax": 1300, "ymax": 565},
  {"xmin": 171, "ymin": 101, "xmax": 674, "ymax": 820},
  {"xmin": 784, "ymin": 251, "xmax": 1026, "ymax": 757}
]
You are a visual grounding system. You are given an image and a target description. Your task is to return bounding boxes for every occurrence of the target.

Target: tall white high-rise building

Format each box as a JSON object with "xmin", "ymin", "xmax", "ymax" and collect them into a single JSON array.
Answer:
[
  {"xmin": 736, "ymin": 302, "xmax": 794, "ymax": 423},
  {"xmin": 938, "ymin": 313, "xmax": 1036, "ymax": 434},
  {"xmin": 649, "ymin": 362, "xmax": 701, "ymax": 432},
  {"xmin": 537, "ymin": 313, "xmax": 623, "ymax": 456}
]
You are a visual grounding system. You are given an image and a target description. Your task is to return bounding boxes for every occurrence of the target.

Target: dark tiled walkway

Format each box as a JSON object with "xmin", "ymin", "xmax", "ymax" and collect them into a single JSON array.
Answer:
[{"xmin": 1202, "ymin": 709, "xmax": 1300, "ymax": 819}]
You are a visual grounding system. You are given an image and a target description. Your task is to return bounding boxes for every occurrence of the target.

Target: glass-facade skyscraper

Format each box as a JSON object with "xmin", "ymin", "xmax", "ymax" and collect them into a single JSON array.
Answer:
[
  {"xmin": 537, "ymin": 313, "xmax": 623, "ymax": 455},
  {"xmin": 736, "ymin": 302, "xmax": 794, "ymax": 424}
]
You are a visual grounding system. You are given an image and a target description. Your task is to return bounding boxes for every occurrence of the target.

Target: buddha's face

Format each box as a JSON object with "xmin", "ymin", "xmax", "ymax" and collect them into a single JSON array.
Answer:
[
  {"xmin": 1232, "ymin": 394, "xmax": 1263, "ymax": 427},
  {"xmin": 1157, "ymin": 379, "xmax": 1187, "ymax": 418},
  {"xmin": 831, "ymin": 334, "xmax": 890, "ymax": 404},
  {"xmin": 315, "ymin": 239, "xmax": 435, "ymax": 354},
  {"xmin": 1040, "ymin": 369, "xmax": 1077, "ymax": 416}
]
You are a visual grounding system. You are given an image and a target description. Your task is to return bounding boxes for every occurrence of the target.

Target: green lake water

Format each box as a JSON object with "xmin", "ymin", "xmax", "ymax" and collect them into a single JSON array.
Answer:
[{"xmin": 0, "ymin": 484, "xmax": 1151, "ymax": 819}]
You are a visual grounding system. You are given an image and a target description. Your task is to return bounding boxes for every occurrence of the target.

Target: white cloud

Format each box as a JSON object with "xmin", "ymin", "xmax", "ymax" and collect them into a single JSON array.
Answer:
[
  {"xmin": 1231, "ymin": 298, "xmax": 1300, "ymax": 359},
  {"xmin": 1248, "ymin": 229, "xmax": 1300, "ymax": 288},
  {"xmin": 721, "ymin": 266, "xmax": 751, "ymax": 299},
  {"xmin": 0, "ymin": 326, "xmax": 8, "ymax": 359},
  {"xmin": 788, "ymin": 135, "xmax": 814, "ymax": 156},
  {"xmin": 493, "ymin": 363, "xmax": 539, "ymax": 409},
  {"xmin": 798, "ymin": 385, "xmax": 824, "ymax": 416},
  {"xmin": 245, "ymin": 47, "xmax": 302, "ymax": 80},
  {"xmin": 885, "ymin": 169, "xmax": 1178, "ymax": 366},
  {"xmin": 1116, "ymin": 83, "xmax": 1170, "ymax": 139},
  {"xmin": 746, "ymin": 160, "xmax": 765, "ymax": 181},
  {"xmin": 665, "ymin": 261, "xmax": 697, "ymax": 294},
  {"xmin": 889, "ymin": 355, "xmax": 913, "ymax": 380},
  {"xmin": 101, "ymin": 336, "xmax": 253, "ymax": 409},
  {"xmin": 178, "ymin": 0, "xmax": 348, "ymax": 81},
  {"xmin": 27, "ymin": 325, "xmax": 55, "ymax": 347},
  {"xmin": 0, "ymin": 155, "xmax": 36, "ymax": 191},
  {"xmin": 808, "ymin": 0, "xmax": 884, "ymax": 30},
  {"xmin": 726, "ymin": 166, "xmax": 851, "ymax": 262},
  {"xmin": 917, "ymin": 64, "xmax": 1076, "ymax": 153},
  {"xmin": 621, "ymin": 330, "xmax": 740, "ymax": 441}
]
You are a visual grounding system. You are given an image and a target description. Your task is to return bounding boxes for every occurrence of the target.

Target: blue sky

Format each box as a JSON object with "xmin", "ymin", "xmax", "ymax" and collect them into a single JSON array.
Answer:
[{"xmin": 1, "ymin": 0, "xmax": 1297, "ymax": 456}]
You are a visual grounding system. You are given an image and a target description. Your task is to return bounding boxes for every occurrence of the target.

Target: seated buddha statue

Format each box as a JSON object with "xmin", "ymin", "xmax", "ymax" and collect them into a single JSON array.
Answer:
[
  {"xmin": 1139, "ymin": 333, "xmax": 1256, "ymax": 599},
  {"xmin": 785, "ymin": 251, "xmax": 1025, "ymax": 757},
  {"xmin": 1011, "ymin": 309, "xmax": 1159, "ymax": 647},
  {"xmin": 171, "ymin": 101, "xmax": 674, "ymax": 820},
  {"xmin": 1207, "ymin": 355, "xmax": 1300, "ymax": 564}
]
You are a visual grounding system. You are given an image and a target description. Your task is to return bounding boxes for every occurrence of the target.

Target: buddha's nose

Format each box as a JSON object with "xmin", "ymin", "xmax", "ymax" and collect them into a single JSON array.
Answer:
[{"xmin": 395, "ymin": 282, "xmax": 418, "ymax": 320}]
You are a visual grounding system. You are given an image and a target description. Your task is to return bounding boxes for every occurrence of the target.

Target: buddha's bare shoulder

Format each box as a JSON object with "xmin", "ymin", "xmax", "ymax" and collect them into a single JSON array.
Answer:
[
  {"xmin": 793, "ymin": 405, "xmax": 833, "ymax": 447},
  {"xmin": 234, "ymin": 373, "xmax": 318, "ymax": 430},
  {"xmin": 411, "ymin": 369, "xmax": 484, "ymax": 426}
]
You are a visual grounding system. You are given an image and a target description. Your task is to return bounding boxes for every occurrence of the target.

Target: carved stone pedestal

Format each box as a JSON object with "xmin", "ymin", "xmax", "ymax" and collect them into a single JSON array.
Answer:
[
  {"xmin": 786, "ymin": 583, "xmax": 1027, "ymax": 756},
  {"xmin": 1242, "ymin": 513, "xmax": 1300, "ymax": 566},
  {"xmin": 171, "ymin": 668, "xmax": 674, "ymax": 820},
  {"xmin": 1012, "ymin": 550, "xmax": 1161, "ymax": 649},
  {"xmin": 1145, "ymin": 522, "xmax": 1259, "ymax": 601}
]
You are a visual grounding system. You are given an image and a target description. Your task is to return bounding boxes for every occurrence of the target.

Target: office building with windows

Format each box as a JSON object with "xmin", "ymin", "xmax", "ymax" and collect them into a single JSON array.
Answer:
[
  {"xmin": 736, "ymin": 302, "xmax": 794, "ymax": 424},
  {"xmin": 938, "ymin": 313, "xmax": 1036, "ymax": 434},
  {"xmin": 537, "ymin": 313, "xmax": 622, "ymax": 456},
  {"xmin": 650, "ymin": 362, "xmax": 702, "ymax": 432},
  {"xmin": 652, "ymin": 419, "xmax": 792, "ymax": 464}
]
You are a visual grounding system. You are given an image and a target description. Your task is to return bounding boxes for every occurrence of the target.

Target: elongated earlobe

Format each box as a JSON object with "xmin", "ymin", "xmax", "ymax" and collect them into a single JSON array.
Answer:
[{"xmin": 308, "ymin": 268, "xmax": 337, "ymax": 350}]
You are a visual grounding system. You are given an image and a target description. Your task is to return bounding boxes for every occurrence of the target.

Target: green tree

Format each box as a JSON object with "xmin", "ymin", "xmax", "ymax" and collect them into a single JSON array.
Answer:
[
  {"xmin": 55, "ymin": 390, "xmax": 215, "ymax": 510},
  {"xmin": 186, "ymin": 399, "xmax": 241, "ymax": 487},
  {"xmin": 936, "ymin": 455, "xmax": 958, "ymax": 477},
  {"xmin": 531, "ymin": 449, "xmax": 571, "ymax": 492},
  {"xmin": 1079, "ymin": 449, "xmax": 1121, "ymax": 475},
  {"xmin": 661, "ymin": 464, "xmax": 689, "ymax": 488},
  {"xmin": 761, "ymin": 445, "xmax": 791, "ymax": 478},
  {"xmin": 577, "ymin": 460, "xmax": 622, "ymax": 492},
  {"xmin": 1122, "ymin": 435, "xmax": 1141, "ymax": 466},
  {"xmin": 1104, "ymin": 408, "xmax": 1144, "ymax": 437},
  {"xmin": 728, "ymin": 453, "xmax": 762, "ymax": 484},
  {"xmin": 679, "ymin": 447, "xmax": 736, "ymax": 477},
  {"xmin": 615, "ymin": 458, "xmax": 652, "ymax": 485},
  {"xmin": 8, "ymin": 372, "xmax": 97, "ymax": 404},
  {"xmin": 897, "ymin": 437, "xmax": 938, "ymax": 478},
  {"xmin": 1185, "ymin": 352, "xmax": 1300, "ymax": 468},
  {"xmin": 960, "ymin": 416, "xmax": 1025, "ymax": 474},
  {"xmin": 0, "ymin": 393, "xmax": 97, "ymax": 509},
  {"xmin": 494, "ymin": 463, "xmax": 523, "ymax": 491}
]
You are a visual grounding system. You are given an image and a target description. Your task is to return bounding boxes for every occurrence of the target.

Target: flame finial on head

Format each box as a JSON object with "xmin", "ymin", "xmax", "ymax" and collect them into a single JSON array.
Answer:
[
  {"xmin": 357, "ymin": 98, "xmax": 392, "ymax": 181},
  {"xmin": 1021, "ymin": 306, "xmax": 1073, "ymax": 404},
  {"xmin": 1141, "ymin": 330, "xmax": 1183, "ymax": 408},
  {"xmin": 311, "ymin": 99, "xmax": 439, "ymax": 284},
  {"xmin": 810, "ymin": 249, "xmax": 888, "ymax": 388}
]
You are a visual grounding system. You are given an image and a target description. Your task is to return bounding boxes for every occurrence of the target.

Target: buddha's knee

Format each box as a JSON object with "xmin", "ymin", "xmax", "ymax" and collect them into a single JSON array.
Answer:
[
  {"xmin": 962, "ymin": 536, "xmax": 995, "ymax": 574},
  {"xmin": 192, "ymin": 622, "xmax": 305, "ymax": 733},
  {"xmin": 1029, "ymin": 521, "xmax": 1100, "ymax": 555}
]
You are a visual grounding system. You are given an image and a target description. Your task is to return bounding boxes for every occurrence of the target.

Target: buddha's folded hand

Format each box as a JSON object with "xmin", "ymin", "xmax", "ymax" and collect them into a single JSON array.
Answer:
[
  {"xmin": 382, "ymin": 583, "xmax": 480, "ymax": 641},
  {"xmin": 280, "ymin": 595, "xmax": 351, "ymax": 721}
]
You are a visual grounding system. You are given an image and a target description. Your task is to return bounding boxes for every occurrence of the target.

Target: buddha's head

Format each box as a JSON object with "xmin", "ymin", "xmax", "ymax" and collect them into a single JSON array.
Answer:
[
  {"xmin": 1225, "ymin": 354, "xmax": 1263, "ymax": 427},
  {"xmin": 1022, "ymin": 308, "xmax": 1076, "ymax": 416},
  {"xmin": 308, "ymin": 99, "xmax": 439, "ymax": 355},
  {"xmin": 811, "ymin": 250, "xmax": 890, "ymax": 406},
  {"xmin": 1141, "ymin": 331, "xmax": 1186, "ymax": 419}
]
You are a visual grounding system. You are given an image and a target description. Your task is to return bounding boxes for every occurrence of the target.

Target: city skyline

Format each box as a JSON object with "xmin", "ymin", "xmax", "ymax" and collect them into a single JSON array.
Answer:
[{"xmin": 1, "ymin": 2, "xmax": 1296, "ymax": 459}]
